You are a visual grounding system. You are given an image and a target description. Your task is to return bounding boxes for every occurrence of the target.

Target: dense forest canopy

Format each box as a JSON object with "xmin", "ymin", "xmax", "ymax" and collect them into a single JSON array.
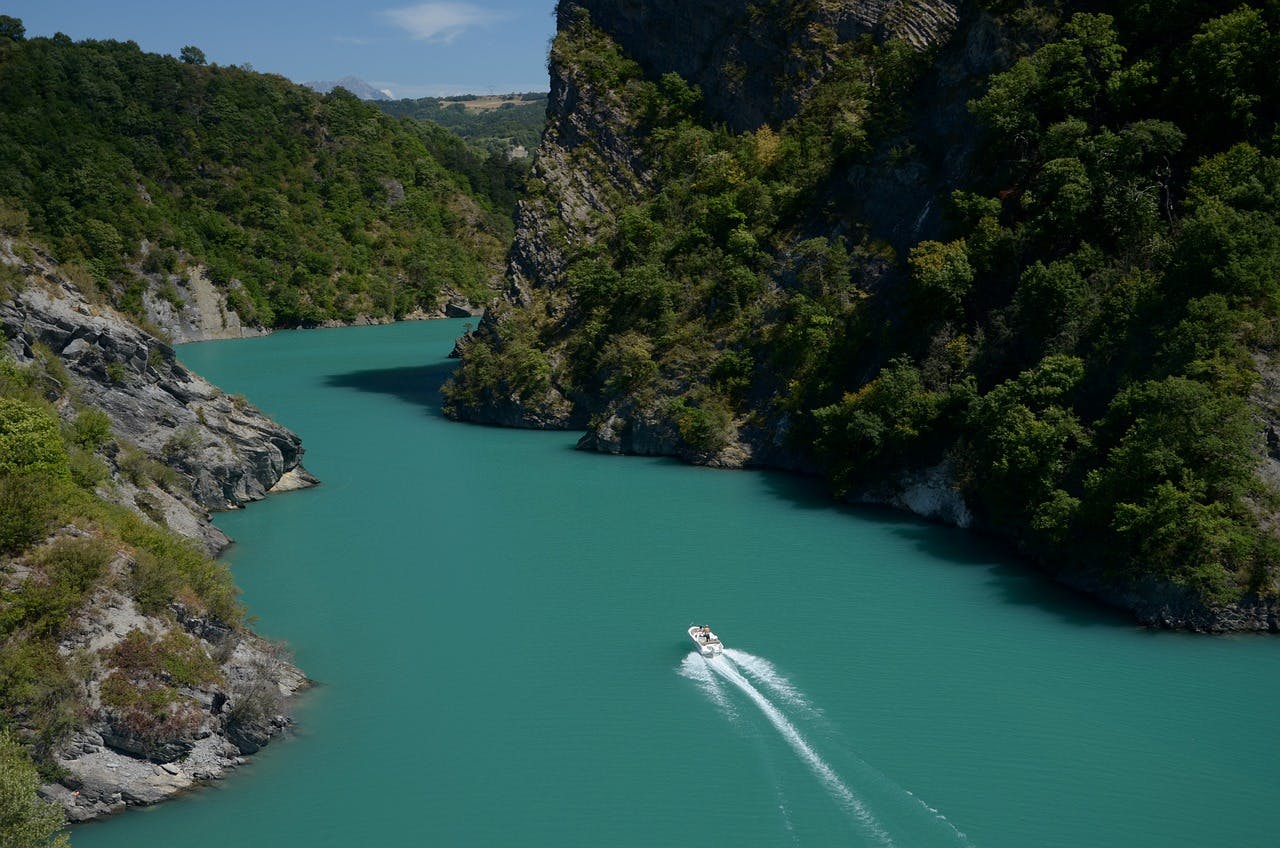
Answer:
[
  {"xmin": 0, "ymin": 26, "xmax": 522, "ymax": 327},
  {"xmin": 448, "ymin": 0, "xmax": 1280, "ymax": 612}
]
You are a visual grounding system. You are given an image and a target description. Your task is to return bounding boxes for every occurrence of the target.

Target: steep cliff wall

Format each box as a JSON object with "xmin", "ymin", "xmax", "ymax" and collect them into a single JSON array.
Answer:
[
  {"xmin": 140, "ymin": 266, "xmax": 264, "ymax": 345},
  {"xmin": 1, "ymin": 240, "xmax": 314, "ymax": 551},
  {"xmin": 451, "ymin": 0, "xmax": 988, "ymax": 453},
  {"xmin": 562, "ymin": 0, "xmax": 959, "ymax": 131},
  {"xmin": 1, "ymin": 238, "xmax": 312, "ymax": 819},
  {"xmin": 448, "ymin": 0, "xmax": 1280, "ymax": 629}
]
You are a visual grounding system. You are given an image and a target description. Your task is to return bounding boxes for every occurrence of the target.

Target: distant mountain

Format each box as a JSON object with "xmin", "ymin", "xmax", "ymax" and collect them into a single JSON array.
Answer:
[{"xmin": 304, "ymin": 75, "xmax": 392, "ymax": 101}]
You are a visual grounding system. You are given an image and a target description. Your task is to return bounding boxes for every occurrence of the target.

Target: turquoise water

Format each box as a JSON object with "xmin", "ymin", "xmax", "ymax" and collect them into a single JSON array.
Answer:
[{"xmin": 73, "ymin": 320, "xmax": 1280, "ymax": 847}]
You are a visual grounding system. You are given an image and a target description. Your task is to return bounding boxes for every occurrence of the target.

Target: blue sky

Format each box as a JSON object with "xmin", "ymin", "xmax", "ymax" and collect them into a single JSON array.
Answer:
[{"xmin": 5, "ymin": 1, "xmax": 556, "ymax": 97}]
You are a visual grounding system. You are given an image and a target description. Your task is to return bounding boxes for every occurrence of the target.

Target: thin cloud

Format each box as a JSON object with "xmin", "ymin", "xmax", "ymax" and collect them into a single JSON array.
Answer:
[
  {"xmin": 382, "ymin": 3, "xmax": 506, "ymax": 44},
  {"xmin": 331, "ymin": 35, "xmax": 375, "ymax": 45}
]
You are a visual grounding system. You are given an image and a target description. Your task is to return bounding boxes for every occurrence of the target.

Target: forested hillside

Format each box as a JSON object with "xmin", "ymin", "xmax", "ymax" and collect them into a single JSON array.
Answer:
[
  {"xmin": 0, "ymin": 21, "xmax": 518, "ymax": 329},
  {"xmin": 376, "ymin": 93, "xmax": 548, "ymax": 158},
  {"xmin": 447, "ymin": 0, "xmax": 1280, "ymax": 626}
]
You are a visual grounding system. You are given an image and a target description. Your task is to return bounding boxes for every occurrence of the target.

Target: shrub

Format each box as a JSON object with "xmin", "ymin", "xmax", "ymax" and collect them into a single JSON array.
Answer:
[
  {"xmin": 161, "ymin": 426, "xmax": 201, "ymax": 462},
  {"xmin": 98, "ymin": 674, "xmax": 203, "ymax": 757},
  {"xmin": 122, "ymin": 519, "xmax": 242, "ymax": 624},
  {"xmin": 110, "ymin": 628, "xmax": 220, "ymax": 688},
  {"xmin": 66, "ymin": 408, "xmax": 113, "ymax": 450},
  {"xmin": 3, "ymin": 536, "xmax": 114, "ymax": 638},
  {"xmin": 117, "ymin": 444, "xmax": 180, "ymax": 490},
  {"xmin": 0, "ymin": 473, "xmax": 56, "ymax": 556},
  {"xmin": 0, "ymin": 640, "xmax": 79, "ymax": 764},
  {"xmin": 0, "ymin": 730, "xmax": 70, "ymax": 848},
  {"xmin": 0, "ymin": 261, "xmax": 25, "ymax": 300},
  {"xmin": 0, "ymin": 202, "xmax": 29, "ymax": 236},
  {"xmin": 0, "ymin": 399, "xmax": 69, "ymax": 479},
  {"xmin": 67, "ymin": 447, "xmax": 109, "ymax": 490},
  {"xmin": 671, "ymin": 392, "xmax": 734, "ymax": 453}
]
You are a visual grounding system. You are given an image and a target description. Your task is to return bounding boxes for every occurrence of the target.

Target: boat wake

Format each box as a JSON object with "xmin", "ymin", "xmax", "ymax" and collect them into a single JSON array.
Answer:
[
  {"xmin": 678, "ymin": 653, "xmax": 738, "ymax": 722},
  {"xmin": 722, "ymin": 648, "xmax": 821, "ymax": 718},
  {"xmin": 707, "ymin": 653, "xmax": 895, "ymax": 847},
  {"xmin": 679, "ymin": 649, "xmax": 973, "ymax": 847}
]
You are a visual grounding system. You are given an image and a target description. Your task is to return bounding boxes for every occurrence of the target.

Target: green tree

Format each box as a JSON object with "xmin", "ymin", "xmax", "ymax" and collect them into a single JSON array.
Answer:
[
  {"xmin": 814, "ymin": 358, "xmax": 944, "ymax": 486},
  {"xmin": 792, "ymin": 237, "xmax": 851, "ymax": 298},
  {"xmin": 0, "ymin": 731, "xmax": 69, "ymax": 848},
  {"xmin": 0, "ymin": 473, "xmax": 56, "ymax": 556},
  {"xmin": 0, "ymin": 16, "xmax": 23, "ymax": 44},
  {"xmin": 178, "ymin": 45, "xmax": 206, "ymax": 66},
  {"xmin": 909, "ymin": 239, "xmax": 974, "ymax": 312},
  {"xmin": 1183, "ymin": 7, "xmax": 1272, "ymax": 132},
  {"xmin": 964, "ymin": 355, "xmax": 1087, "ymax": 527}
]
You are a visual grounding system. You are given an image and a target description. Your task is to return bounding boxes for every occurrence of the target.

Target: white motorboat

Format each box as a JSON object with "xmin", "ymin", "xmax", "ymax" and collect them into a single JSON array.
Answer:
[{"xmin": 688, "ymin": 624, "xmax": 723, "ymax": 656}]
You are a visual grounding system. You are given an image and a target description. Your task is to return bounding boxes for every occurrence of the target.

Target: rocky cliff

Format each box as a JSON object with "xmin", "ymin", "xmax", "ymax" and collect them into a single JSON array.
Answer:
[
  {"xmin": 447, "ymin": 0, "xmax": 1280, "ymax": 629},
  {"xmin": 137, "ymin": 261, "xmax": 485, "ymax": 346},
  {"xmin": 1, "ymin": 237, "xmax": 314, "ymax": 819},
  {"xmin": 1, "ymin": 239, "xmax": 315, "ymax": 551},
  {"xmin": 560, "ymin": 0, "xmax": 959, "ymax": 132},
  {"xmin": 32, "ymin": 561, "xmax": 308, "ymax": 823},
  {"xmin": 451, "ymin": 0, "xmax": 987, "ymax": 453},
  {"xmin": 139, "ymin": 265, "xmax": 265, "ymax": 345}
]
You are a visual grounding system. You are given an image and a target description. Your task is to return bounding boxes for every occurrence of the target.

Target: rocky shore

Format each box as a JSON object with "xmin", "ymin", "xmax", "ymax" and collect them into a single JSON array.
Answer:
[
  {"xmin": 1, "ymin": 238, "xmax": 316, "ymax": 820},
  {"xmin": 136, "ymin": 255, "xmax": 484, "ymax": 346},
  {"xmin": 38, "ymin": 579, "xmax": 309, "ymax": 822}
]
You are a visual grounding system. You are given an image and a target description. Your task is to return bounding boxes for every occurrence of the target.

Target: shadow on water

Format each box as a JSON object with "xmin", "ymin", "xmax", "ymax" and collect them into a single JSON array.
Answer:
[
  {"xmin": 755, "ymin": 466, "xmax": 1135, "ymax": 630},
  {"xmin": 322, "ymin": 360, "xmax": 1135, "ymax": 630},
  {"xmin": 323, "ymin": 360, "xmax": 459, "ymax": 418}
]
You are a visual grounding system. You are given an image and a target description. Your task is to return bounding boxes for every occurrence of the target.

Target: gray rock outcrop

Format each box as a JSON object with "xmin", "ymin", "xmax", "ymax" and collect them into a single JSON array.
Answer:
[
  {"xmin": 2, "ymin": 239, "xmax": 314, "ymax": 818},
  {"xmin": 37, "ymin": 582, "xmax": 306, "ymax": 822},
  {"xmin": 140, "ymin": 265, "xmax": 265, "ymax": 344},
  {"xmin": 1, "ymin": 240, "xmax": 316, "ymax": 552}
]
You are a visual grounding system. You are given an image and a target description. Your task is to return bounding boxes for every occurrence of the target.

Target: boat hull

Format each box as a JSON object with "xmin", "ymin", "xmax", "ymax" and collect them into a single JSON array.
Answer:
[{"xmin": 688, "ymin": 626, "xmax": 723, "ymax": 656}]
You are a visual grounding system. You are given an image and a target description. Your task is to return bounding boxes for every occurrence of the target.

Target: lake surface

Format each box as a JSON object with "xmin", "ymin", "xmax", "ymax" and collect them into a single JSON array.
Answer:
[{"xmin": 74, "ymin": 320, "xmax": 1280, "ymax": 847}]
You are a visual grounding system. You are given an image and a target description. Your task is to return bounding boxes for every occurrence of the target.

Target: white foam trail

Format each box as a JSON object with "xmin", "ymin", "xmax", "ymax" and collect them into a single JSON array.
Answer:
[
  {"xmin": 678, "ymin": 653, "xmax": 738, "ymax": 721},
  {"xmin": 683, "ymin": 653, "xmax": 799, "ymax": 840},
  {"xmin": 707, "ymin": 655, "xmax": 895, "ymax": 848},
  {"xmin": 728, "ymin": 651, "xmax": 973, "ymax": 846},
  {"xmin": 723, "ymin": 649, "xmax": 820, "ymax": 717},
  {"xmin": 901, "ymin": 788, "xmax": 972, "ymax": 846}
]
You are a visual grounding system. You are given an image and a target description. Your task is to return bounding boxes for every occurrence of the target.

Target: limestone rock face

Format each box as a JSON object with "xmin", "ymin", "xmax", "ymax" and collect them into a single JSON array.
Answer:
[
  {"xmin": 1, "ymin": 241, "xmax": 315, "ymax": 819},
  {"xmin": 0, "ymin": 240, "xmax": 316, "ymax": 551},
  {"xmin": 140, "ymin": 266, "xmax": 265, "ymax": 344},
  {"xmin": 451, "ymin": 0, "xmax": 978, "ymax": 458},
  {"xmin": 39, "ymin": 594, "xmax": 307, "ymax": 822},
  {"xmin": 557, "ymin": 0, "xmax": 959, "ymax": 132}
]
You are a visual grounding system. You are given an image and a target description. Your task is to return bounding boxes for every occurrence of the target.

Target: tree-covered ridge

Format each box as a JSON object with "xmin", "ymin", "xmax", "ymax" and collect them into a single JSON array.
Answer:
[
  {"xmin": 0, "ymin": 24, "xmax": 516, "ymax": 327},
  {"xmin": 872, "ymin": 3, "xmax": 1280, "ymax": 604},
  {"xmin": 449, "ymin": 2, "xmax": 1280, "ymax": 618}
]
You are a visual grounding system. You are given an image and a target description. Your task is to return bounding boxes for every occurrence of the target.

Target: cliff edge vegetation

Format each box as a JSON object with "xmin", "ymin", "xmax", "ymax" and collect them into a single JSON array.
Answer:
[
  {"xmin": 1, "ymin": 232, "xmax": 310, "ymax": 829},
  {"xmin": 447, "ymin": 0, "xmax": 1280, "ymax": 628}
]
